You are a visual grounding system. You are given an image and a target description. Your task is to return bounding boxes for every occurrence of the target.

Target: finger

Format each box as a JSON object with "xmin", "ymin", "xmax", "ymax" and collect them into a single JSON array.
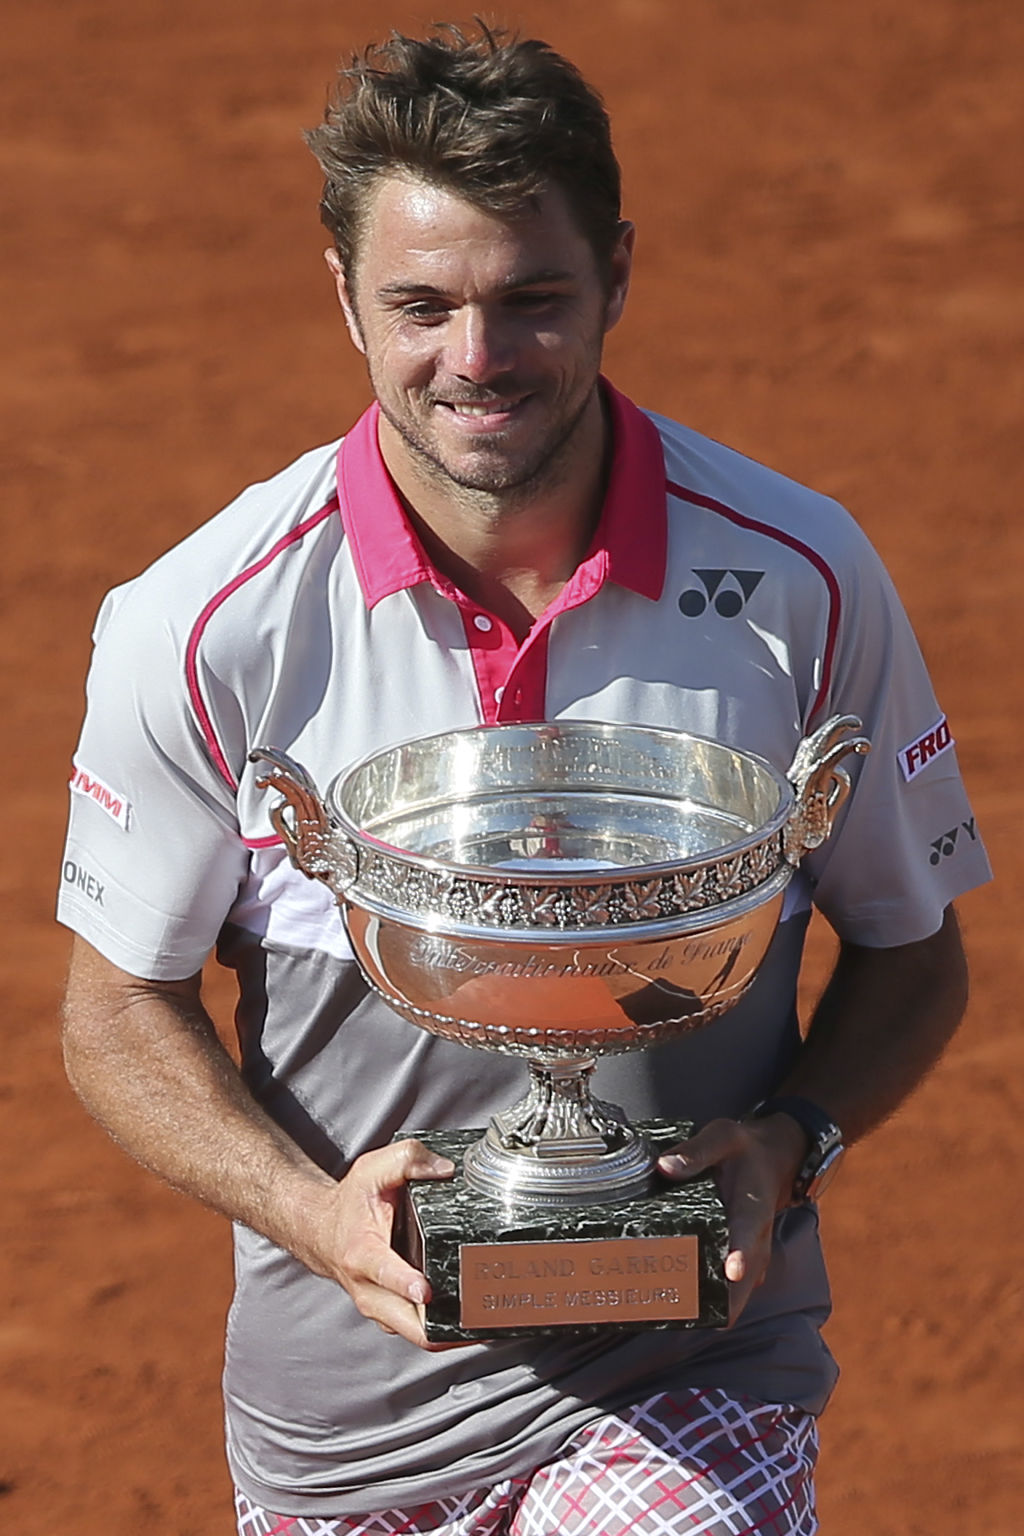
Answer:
[
  {"xmin": 339, "ymin": 1143, "xmax": 454, "ymax": 1289},
  {"xmin": 393, "ymin": 1137, "xmax": 457, "ymax": 1182},
  {"xmin": 724, "ymin": 1257, "xmax": 760, "ymax": 1328},
  {"xmin": 349, "ymin": 1260, "xmax": 476, "ymax": 1351},
  {"xmin": 370, "ymin": 1300, "xmax": 476, "ymax": 1352},
  {"xmin": 359, "ymin": 1284, "xmax": 431, "ymax": 1348},
  {"xmin": 722, "ymin": 1191, "xmax": 776, "ymax": 1320},
  {"xmin": 653, "ymin": 1121, "xmax": 777, "ymax": 1327},
  {"xmin": 725, "ymin": 1248, "xmax": 748, "ymax": 1284},
  {"xmin": 657, "ymin": 1118, "xmax": 744, "ymax": 1180},
  {"xmin": 345, "ymin": 1227, "xmax": 431, "ymax": 1309},
  {"xmin": 348, "ymin": 1138, "xmax": 456, "ymax": 1192}
]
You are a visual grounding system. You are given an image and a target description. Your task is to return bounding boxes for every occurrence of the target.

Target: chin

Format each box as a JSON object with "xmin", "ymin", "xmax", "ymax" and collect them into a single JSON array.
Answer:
[
  {"xmin": 414, "ymin": 442, "xmax": 533, "ymax": 492},
  {"xmin": 450, "ymin": 450, "xmax": 547, "ymax": 490}
]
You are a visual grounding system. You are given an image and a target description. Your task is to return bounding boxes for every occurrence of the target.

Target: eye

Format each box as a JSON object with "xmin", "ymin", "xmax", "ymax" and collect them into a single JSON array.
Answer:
[
  {"xmin": 507, "ymin": 291, "xmax": 561, "ymax": 312},
  {"xmin": 400, "ymin": 299, "xmax": 452, "ymax": 324}
]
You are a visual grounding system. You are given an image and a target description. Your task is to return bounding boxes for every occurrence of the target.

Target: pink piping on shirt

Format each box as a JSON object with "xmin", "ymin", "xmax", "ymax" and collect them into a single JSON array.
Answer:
[
  {"xmin": 338, "ymin": 383, "xmax": 666, "ymax": 612},
  {"xmin": 185, "ymin": 496, "xmax": 340, "ymax": 792},
  {"xmin": 665, "ymin": 479, "xmax": 841, "ymax": 726}
]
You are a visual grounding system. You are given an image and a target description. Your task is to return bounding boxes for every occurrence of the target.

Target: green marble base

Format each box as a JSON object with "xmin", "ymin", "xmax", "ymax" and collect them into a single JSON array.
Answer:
[{"xmin": 394, "ymin": 1122, "xmax": 729, "ymax": 1342}]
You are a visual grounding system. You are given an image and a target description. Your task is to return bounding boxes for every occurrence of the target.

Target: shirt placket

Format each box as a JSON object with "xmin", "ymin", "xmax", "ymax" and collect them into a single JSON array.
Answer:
[
  {"xmin": 451, "ymin": 599, "xmax": 530, "ymax": 725},
  {"xmin": 449, "ymin": 554, "xmax": 608, "ymax": 726}
]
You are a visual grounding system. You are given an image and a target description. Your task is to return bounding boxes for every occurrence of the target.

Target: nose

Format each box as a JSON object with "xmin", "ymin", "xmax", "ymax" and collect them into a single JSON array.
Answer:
[{"xmin": 444, "ymin": 305, "xmax": 512, "ymax": 384}]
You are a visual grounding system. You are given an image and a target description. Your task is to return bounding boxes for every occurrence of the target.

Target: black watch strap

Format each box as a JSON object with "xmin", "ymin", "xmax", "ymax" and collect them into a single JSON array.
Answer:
[{"xmin": 750, "ymin": 1094, "xmax": 845, "ymax": 1203}]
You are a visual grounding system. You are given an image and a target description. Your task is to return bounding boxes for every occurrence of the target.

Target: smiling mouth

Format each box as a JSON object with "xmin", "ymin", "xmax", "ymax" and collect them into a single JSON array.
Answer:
[{"xmin": 436, "ymin": 395, "xmax": 530, "ymax": 419}]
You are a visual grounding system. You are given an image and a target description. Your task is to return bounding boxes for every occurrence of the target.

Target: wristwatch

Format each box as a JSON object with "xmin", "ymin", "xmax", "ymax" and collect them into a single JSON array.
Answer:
[{"xmin": 750, "ymin": 1094, "xmax": 846, "ymax": 1204}]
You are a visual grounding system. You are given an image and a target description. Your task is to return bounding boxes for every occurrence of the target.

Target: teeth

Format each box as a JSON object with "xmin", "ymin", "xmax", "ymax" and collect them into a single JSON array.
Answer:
[{"xmin": 449, "ymin": 402, "xmax": 515, "ymax": 416}]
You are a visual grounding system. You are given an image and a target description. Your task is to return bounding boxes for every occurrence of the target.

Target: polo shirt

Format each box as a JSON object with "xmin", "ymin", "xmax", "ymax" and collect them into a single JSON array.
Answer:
[{"xmin": 58, "ymin": 382, "xmax": 990, "ymax": 1516}]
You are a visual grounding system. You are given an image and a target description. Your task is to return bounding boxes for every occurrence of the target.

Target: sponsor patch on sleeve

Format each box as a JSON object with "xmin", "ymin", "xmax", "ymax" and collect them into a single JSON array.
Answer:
[
  {"xmin": 69, "ymin": 762, "xmax": 132, "ymax": 830},
  {"xmin": 898, "ymin": 715, "xmax": 955, "ymax": 782}
]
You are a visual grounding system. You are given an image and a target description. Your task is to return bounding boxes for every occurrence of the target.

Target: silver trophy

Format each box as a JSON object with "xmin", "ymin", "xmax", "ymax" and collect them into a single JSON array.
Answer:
[{"xmin": 251, "ymin": 716, "xmax": 868, "ymax": 1338}]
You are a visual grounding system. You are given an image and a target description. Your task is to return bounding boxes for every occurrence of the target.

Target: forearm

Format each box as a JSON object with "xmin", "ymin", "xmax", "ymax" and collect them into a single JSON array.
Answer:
[
  {"xmin": 62, "ymin": 936, "xmax": 456, "ymax": 1346},
  {"xmin": 660, "ymin": 906, "xmax": 970, "ymax": 1319},
  {"xmin": 62, "ymin": 938, "xmax": 338, "ymax": 1276},
  {"xmin": 779, "ymin": 904, "xmax": 969, "ymax": 1142}
]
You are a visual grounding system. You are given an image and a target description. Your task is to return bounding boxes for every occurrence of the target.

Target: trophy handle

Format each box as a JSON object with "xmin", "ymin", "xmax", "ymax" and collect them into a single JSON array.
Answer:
[
  {"xmin": 784, "ymin": 714, "xmax": 871, "ymax": 864},
  {"xmin": 248, "ymin": 746, "xmax": 357, "ymax": 888}
]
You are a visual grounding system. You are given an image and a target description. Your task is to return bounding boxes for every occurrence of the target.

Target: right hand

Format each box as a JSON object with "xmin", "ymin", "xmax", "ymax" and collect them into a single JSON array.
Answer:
[{"xmin": 309, "ymin": 1138, "xmax": 456, "ymax": 1348}]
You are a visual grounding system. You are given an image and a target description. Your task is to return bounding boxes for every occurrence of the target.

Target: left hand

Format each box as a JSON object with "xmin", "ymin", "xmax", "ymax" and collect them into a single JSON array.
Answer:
[{"xmin": 657, "ymin": 1113, "xmax": 807, "ymax": 1325}]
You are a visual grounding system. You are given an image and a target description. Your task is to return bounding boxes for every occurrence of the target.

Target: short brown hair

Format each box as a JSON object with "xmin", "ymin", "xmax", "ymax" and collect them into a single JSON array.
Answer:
[{"xmin": 305, "ymin": 21, "xmax": 622, "ymax": 278}]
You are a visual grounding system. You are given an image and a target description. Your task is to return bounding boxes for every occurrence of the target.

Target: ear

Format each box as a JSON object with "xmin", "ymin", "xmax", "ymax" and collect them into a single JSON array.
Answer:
[
  {"xmin": 603, "ymin": 220, "xmax": 636, "ymax": 334},
  {"xmin": 324, "ymin": 248, "xmax": 365, "ymax": 354}
]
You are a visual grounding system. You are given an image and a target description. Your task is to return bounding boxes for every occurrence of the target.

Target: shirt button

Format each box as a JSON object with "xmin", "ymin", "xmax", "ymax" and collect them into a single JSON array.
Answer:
[
  {"xmin": 473, "ymin": 614, "xmax": 493, "ymax": 632},
  {"xmin": 494, "ymin": 686, "xmax": 505, "ymax": 702}
]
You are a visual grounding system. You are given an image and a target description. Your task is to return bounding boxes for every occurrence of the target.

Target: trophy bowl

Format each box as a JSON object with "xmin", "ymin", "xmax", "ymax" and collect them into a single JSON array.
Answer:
[{"xmin": 251, "ymin": 717, "xmax": 868, "ymax": 1209}]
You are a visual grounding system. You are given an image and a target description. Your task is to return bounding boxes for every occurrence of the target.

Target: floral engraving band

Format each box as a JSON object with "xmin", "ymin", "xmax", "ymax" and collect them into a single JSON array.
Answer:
[{"xmin": 350, "ymin": 831, "xmax": 787, "ymax": 932}]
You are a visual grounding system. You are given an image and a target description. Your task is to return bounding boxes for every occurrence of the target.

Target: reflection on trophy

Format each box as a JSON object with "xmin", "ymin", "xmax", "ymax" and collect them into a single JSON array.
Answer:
[{"xmin": 251, "ymin": 716, "xmax": 869, "ymax": 1341}]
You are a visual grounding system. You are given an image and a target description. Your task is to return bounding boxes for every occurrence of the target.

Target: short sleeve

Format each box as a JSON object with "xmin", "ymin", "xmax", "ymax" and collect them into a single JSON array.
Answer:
[
  {"xmin": 803, "ymin": 526, "xmax": 991, "ymax": 946},
  {"xmin": 57, "ymin": 581, "xmax": 250, "ymax": 980}
]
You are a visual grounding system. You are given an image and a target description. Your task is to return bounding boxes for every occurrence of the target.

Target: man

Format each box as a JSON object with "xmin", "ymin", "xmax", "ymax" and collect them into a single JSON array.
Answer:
[{"xmin": 58, "ymin": 23, "xmax": 990, "ymax": 1536}]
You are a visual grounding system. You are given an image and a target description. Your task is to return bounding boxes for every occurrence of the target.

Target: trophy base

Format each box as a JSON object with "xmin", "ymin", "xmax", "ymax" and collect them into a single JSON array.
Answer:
[{"xmin": 395, "ymin": 1122, "xmax": 730, "ymax": 1342}]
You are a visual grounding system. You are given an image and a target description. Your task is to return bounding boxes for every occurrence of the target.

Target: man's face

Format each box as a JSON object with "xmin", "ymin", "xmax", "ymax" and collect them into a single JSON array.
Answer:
[{"xmin": 329, "ymin": 174, "xmax": 632, "ymax": 500}]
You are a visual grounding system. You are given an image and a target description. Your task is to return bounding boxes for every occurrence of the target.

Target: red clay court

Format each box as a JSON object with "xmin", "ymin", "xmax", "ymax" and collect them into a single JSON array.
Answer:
[{"xmin": 3, "ymin": 3, "xmax": 1021, "ymax": 1532}]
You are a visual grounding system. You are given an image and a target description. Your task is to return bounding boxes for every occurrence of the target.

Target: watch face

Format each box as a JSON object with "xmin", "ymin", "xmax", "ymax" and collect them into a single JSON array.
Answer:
[{"xmin": 802, "ymin": 1141, "xmax": 845, "ymax": 1202}]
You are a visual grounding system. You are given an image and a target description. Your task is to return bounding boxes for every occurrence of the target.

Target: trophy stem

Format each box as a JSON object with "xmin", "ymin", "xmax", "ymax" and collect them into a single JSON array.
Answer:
[
  {"xmin": 492, "ymin": 1056, "xmax": 627, "ymax": 1155},
  {"xmin": 462, "ymin": 1055, "xmax": 654, "ymax": 1206}
]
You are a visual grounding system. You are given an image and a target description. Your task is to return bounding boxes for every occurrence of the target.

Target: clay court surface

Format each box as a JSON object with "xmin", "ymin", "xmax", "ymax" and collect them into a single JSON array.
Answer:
[{"xmin": 2, "ymin": 1, "xmax": 1021, "ymax": 1531}]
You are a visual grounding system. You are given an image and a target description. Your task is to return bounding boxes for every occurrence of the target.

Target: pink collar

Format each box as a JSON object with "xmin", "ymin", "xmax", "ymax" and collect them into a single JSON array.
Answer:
[{"xmin": 336, "ymin": 380, "xmax": 666, "ymax": 609}]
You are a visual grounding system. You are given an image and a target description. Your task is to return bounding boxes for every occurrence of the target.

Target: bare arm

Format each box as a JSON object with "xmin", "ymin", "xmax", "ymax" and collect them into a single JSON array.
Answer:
[
  {"xmin": 61, "ymin": 935, "xmax": 454, "ymax": 1347},
  {"xmin": 770, "ymin": 903, "xmax": 969, "ymax": 1140},
  {"xmin": 660, "ymin": 904, "xmax": 969, "ymax": 1317}
]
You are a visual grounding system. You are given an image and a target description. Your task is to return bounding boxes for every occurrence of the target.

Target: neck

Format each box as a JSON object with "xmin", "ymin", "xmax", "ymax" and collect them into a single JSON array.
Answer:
[{"xmin": 378, "ymin": 389, "xmax": 611, "ymax": 641}]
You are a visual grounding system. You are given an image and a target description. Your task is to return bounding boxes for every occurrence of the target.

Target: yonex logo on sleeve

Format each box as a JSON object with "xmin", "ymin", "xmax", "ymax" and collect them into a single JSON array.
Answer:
[
  {"xmin": 69, "ymin": 763, "xmax": 132, "ymax": 830},
  {"xmin": 62, "ymin": 860, "xmax": 105, "ymax": 905},
  {"xmin": 898, "ymin": 716, "xmax": 954, "ymax": 782},
  {"xmin": 929, "ymin": 819, "xmax": 977, "ymax": 865}
]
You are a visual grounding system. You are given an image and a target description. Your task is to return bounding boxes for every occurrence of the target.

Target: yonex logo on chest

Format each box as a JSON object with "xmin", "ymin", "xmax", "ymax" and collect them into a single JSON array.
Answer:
[{"xmin": 678, "ymin": 569, "xmax": 764, "ymax": 619}]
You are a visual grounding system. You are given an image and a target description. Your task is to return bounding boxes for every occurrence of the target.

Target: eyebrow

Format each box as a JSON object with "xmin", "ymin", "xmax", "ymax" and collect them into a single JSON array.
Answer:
[{"xmin": 375, "ymin": 268, "xmax": 578, "ymax": 300}]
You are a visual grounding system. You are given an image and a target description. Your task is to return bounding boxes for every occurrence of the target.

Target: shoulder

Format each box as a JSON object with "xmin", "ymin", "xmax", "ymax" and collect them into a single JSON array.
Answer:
[
  {"xmin": 94, "ymin": 439, "xmax": 343, "ymax": 649},
  {"xmin": 646, "ymin": 409, "xmax": 874, "ymax": 573},
  {"xmin": 82, "ymin": 439, "xmax": 349, "ymax": 795}
]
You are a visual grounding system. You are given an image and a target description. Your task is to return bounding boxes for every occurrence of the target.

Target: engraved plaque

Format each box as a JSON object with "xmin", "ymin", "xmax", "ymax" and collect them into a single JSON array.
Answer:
[{"xmin": 459, "ymin": 1235, "xmax": 700, "ymax": 1329}]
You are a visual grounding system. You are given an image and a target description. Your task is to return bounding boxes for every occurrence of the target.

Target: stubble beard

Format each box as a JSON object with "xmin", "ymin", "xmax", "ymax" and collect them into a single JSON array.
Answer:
[{"xmin": 372, "ymin": 375, "xmax": 601, "ymax": 514}]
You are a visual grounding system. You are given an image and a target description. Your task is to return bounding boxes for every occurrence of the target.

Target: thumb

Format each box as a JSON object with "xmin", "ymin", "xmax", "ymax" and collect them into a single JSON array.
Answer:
[
  {"xmin": 657, "ymin": 1119, "xmax": 740, "ymax": 1181},
  {"xmin": 348, "ymin": 1138, "xmax": 456, "ymax": 1197}
]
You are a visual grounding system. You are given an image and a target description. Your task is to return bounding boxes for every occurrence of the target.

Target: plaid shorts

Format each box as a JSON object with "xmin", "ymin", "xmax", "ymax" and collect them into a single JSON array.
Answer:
[{"xmin": 234, "ymin": 1386, "xmax": 819, "ymax": 1535}]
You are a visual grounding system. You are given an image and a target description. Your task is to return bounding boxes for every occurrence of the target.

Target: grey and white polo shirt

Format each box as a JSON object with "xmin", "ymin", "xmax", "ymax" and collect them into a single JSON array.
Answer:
[{"xmin": 58, "ymin": 383, "xmax": 990, "ymax": 1516}]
